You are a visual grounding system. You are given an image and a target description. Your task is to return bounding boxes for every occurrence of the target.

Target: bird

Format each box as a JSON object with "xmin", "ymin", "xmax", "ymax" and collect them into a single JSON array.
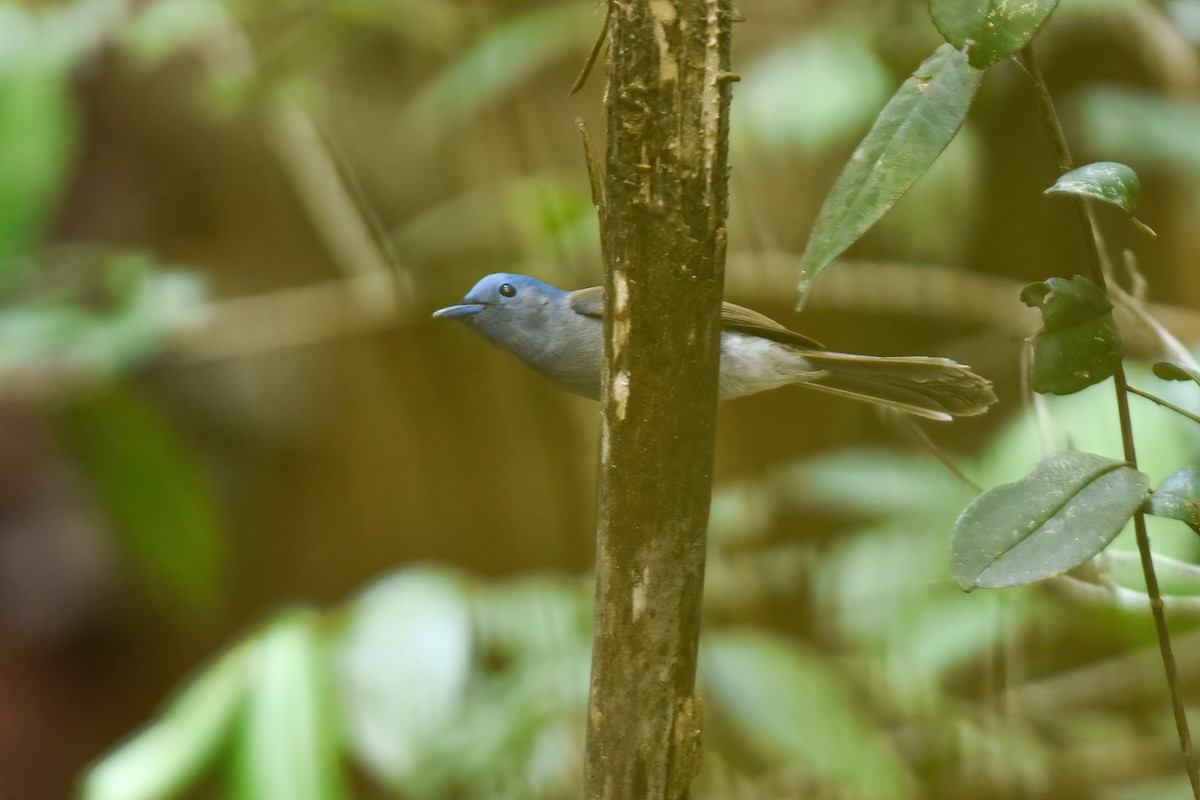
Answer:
[{"xmin": 432, "ymin": 273, "xmax": 996, "ymax": 421}]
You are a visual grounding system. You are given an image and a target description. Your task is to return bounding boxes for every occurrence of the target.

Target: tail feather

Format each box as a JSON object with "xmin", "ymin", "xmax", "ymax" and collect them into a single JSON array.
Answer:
[{"xmin": 799, "ymin": 352, "xmax": 997, "ymax": 421}]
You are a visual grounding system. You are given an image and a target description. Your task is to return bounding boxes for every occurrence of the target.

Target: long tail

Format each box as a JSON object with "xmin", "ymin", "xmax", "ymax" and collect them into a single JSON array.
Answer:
[{"xmin": 798, "ymin": 351, "xmax": 997, "ymax": 421}]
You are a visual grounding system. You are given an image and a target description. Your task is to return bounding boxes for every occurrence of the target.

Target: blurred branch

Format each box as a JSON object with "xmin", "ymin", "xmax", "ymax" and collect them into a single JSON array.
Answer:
[
  {"xmin": 266, "ymin": 101, "xmax": 412, "ymax": 307},
  {"xmin": 1048, "ymin": 575, "xmax": 1200, "ymax": 618},
  {"xmin": 1006, "ymin": 628, "xmax": 1200, "ymax": 720},
  {"xmin": 171, "ymin": 271, "xmax": 400, "ymax": 363}
]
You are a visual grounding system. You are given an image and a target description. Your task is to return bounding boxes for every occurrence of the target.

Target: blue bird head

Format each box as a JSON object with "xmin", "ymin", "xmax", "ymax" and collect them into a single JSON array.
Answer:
[
  {"xmin": 432, "ymin": 273, "xmax": 570, "ymax": 350},
  {"xmin": 433, "ymin": 272, "xmax": 605, "ymax": 398}
]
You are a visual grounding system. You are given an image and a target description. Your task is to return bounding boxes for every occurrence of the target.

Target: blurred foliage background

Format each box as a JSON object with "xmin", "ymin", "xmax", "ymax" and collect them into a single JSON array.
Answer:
[{"xmin": 4, "ymin": 0, "xmax": 1200, "ymax": 798}]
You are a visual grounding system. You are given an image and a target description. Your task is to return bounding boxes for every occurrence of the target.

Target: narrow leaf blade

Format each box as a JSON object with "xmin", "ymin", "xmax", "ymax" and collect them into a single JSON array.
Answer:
[
  {"xmin": 235, "ymin": 609, "xmax": 345, "ymax": 800},
  {"xmin": 79, "ymin": 644, "xmax": 248, "ymax": 800},
  {"xmin": 1044, "ymin": 161, "xmax": 1141, "ymax": 212},
  {"xmin": 798, "ymin": 45, "xmax": 982, "ymax": 305},
  {"xmin": 951, "ymin": 451, "xmax": 1149, "ymax": 589},
  {"xmin": 931, "ymin": 0, "xmax": 1060, "ymax": 69},
  {"xmin": 56, "ymin": 387, "xmax": 225, "ymax": 616}
]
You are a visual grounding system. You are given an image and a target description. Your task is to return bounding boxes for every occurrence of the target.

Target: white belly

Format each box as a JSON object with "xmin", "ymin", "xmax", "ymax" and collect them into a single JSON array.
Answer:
[{"xmin": 717, "ymin": 331, "xmax": 823, "ymax": 400}]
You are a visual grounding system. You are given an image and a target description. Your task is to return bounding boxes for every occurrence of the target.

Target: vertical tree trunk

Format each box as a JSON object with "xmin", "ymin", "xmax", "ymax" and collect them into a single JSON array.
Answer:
[{"xmin": 583, "ymin": 1, "xmax": 735, "ymax": 798}]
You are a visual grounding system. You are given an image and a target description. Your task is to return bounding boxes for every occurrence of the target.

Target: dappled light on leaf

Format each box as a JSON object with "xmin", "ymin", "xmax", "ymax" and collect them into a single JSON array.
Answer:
[
  {"xmin": 797, "ymin": 44, "xmax": 982, "ymax": 305},
  {"xmin": 931, "ymin": 0, "xmax": 1060, "ymax": 69},
  {"xmin": 1045, "ymin": 161, "xmax": 1141, "ymax": 212},
  {"xmin": 951, "ymin": 452, "xmax": 1149, "ymax": 590}
]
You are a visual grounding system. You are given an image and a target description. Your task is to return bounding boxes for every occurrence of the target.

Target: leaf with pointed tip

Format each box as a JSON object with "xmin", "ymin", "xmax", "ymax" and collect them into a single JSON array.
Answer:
[
  {"xmin": 1153, "ymin": 361, "xmax": 1200, "ymax": 386},
  {"xmin": 1045, "ymin": 162, "xmax": 1140, "ymax": 212},
  {"xmin": 797, "ymin": 45, "xmax": 982, "ymax": 306},
  {"xmin": 951, "ymin": 451, "xmax": 1149, "ymax": 590},
  {"xmin": 1144, "ymin": 466, "xmax": 1200, "ymax": 528},
  {"xmin": 931, "ymin": 0, "xmax": 1060, "ymax": 69},
  {"xmin": 1021, "ymin": 275, "xmax": 1123, "ymax": 394}
]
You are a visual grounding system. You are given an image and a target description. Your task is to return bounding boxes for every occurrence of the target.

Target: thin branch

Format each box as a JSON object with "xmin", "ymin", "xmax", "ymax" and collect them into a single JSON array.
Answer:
[
  {"xmin": 1128, "ymin": 385, "xmax": 1200, "ymax": 426},
  {"xmin": 1050, "ymin": 574, "xmax": 1200, "ymax": 618},
  {"xmin": 171, "ymin": 272, "xmax": 400, "ymax": 364},
  {"xmin": 570, "ymin": 3, "xmax": 611, "ymax": 95},
  {"xmin": 894, "ymin": 414, "xmax": 982, "ymax": 493},
  {"xmin": 1104, "ymin": 550, "xmax": 1200, "ymax": 587},
  {"xmin": 266, "ymin": 100, "xmax": 412, "ymax": 313},
  {"xmin": 1020, "ymin": 43, "xmax": 1200, "ymax": 796}
]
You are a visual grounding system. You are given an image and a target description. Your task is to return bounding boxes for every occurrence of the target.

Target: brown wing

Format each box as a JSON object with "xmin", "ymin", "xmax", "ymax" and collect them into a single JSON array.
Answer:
[
  {"xmin": 720, "ymin": 301, "xmax": 824, "ymax": 349},
  {"xmin": 571, "ymin": 287, "xmax": 823, "ymax": 350},
  {"xmin": 569, "ymin": 286, "xmax": 604, "ymax": 318}
]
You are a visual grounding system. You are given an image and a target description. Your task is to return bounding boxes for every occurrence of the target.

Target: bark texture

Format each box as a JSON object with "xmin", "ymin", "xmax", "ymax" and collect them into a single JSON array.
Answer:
[{"xmin": 583, "ymin": 0, "xmax": 735, "ymax": 798}]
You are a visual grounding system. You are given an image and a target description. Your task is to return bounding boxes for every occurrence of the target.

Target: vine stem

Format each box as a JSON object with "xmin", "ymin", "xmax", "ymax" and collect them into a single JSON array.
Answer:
[{"xmin": 1019, "ymin": 44, "xmax": 1200, "ymax": 797}]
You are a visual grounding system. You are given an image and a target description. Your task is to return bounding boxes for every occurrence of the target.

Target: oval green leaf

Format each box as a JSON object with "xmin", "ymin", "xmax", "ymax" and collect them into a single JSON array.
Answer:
[
  {"xmin": 235, "ymin": 609, "xmax": 346, "ymax": 800},
  {"xmin": 951, "ymin": 451, "xmax": 1149, "ymax": 590},
  {"xmin": 1144, "ymin": 466, "xmax": 1200, "ymax": 527},
  {"xmin": 702, "ymin": 631, "xmax": 911, "ymax": 800},
  {"xmin": 1153, "ymin": 360, "xmax": 1200, "ymax": 386},
  {"xmin": 797, "ymin": 44, "xmax": 982, "ymax": 306},
  {"xmin": 1020, "ymin": 275, "xmax": 1123, "ymax": 395},
  {"xmin": 79, "ymin": 644, "xmax": 248, "ymax": 800},
  {"xmin": 1044, "ymin": 161, "xmax": 1140, "ymax": 212},
  {"xmin": 930, "ymin": 0, "xmax": 1060, "ymax": 69}
]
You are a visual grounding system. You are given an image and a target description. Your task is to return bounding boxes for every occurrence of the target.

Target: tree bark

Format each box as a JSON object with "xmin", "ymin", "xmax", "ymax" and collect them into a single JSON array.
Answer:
[{"xmin": 583, "ymin": 1, "xmax": 734, "ymax": 798}]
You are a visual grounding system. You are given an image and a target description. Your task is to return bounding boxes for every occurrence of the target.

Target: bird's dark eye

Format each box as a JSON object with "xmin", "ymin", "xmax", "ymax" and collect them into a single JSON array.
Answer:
[{"xmin": 499, "ymin": 283, "xmax": 517, "ymax": 298}]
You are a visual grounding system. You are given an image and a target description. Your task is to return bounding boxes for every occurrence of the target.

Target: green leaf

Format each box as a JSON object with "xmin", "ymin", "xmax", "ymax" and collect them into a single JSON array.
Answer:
[
  {"xmin": 1044, "ymin": 161, "xmax": 1140, "ymax": 212},
  {"xmin": 1021, "ymin": 275, "xmax": 1124, "ymax": 394},
  {"xmin": 798, "ymin": 45, "xmax": 982, "ymax": 306},
  {"xmin": 1144, "ymin": 466, "xmax": 1200, "ymax": 527},
  {"xmin": 1153, "ymin": 361, "xmax": 1200, "ymax": 386},
  {"xmin": 336, "ymin": 568, "xmax": 474, "ymax": 788},
  {"xmin": 404, "ymin": 2, "xmax": 598, "ymax": 142},
  {"xmin": 931, "ymin": 0, "xmax": 1060, "ymax": 69},
  {"xmin": 951, "ymin": 451, "xmax": 1150, "ymax": 590},
  {"xmin": 735, "ymin": 30, "xmax": 892, "ymax": 154},
  {"xmin": 236, "ymin": 609, "xmax": 345, "ymax": 800},
  {"xmin": 702, "ymin": 631, "xmax": 911, "ymax": 800},
  {"xmin": 118, "ymin": 0, "xmax": 229, "ymax": 64},
  {"xmin": 1073, "ymin": 88, "xmax": 1200, "ymax": 174},
  {"xmin": 0, "ymin": 67, "xmax": 76, "ymax": 286},
  {"xmin": 0, "ymin": 249, "xmax": 205, "ymax": 398},
  {"xmin": 79, "ymin": 644, "xmax": 248, "ymax": 800},
  {"xmin": 56, "ymin": 387, "xmax": 225, "ymax": 617}
]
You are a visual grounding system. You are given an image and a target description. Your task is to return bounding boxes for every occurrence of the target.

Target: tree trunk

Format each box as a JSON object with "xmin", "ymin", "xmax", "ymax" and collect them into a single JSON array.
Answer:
[{"xmin": 583, "ymin": 1, "xmax": 735, "ymax": 798}]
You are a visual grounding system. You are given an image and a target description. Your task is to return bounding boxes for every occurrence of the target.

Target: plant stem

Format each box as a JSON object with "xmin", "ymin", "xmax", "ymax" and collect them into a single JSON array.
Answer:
[
  {"xmin": 1127, "ymin": 385, "xmax": 1200, "ymax": 426},
  {"xmin": 1019, "ymin": 44, "xmax": 1200, "ymax": 797}
]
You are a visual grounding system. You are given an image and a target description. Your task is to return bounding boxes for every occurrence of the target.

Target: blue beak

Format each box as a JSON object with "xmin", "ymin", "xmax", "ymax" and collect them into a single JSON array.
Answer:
[{"xmin": 432, "ymin": 302, "xmax": 484, "ymax": 320}]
